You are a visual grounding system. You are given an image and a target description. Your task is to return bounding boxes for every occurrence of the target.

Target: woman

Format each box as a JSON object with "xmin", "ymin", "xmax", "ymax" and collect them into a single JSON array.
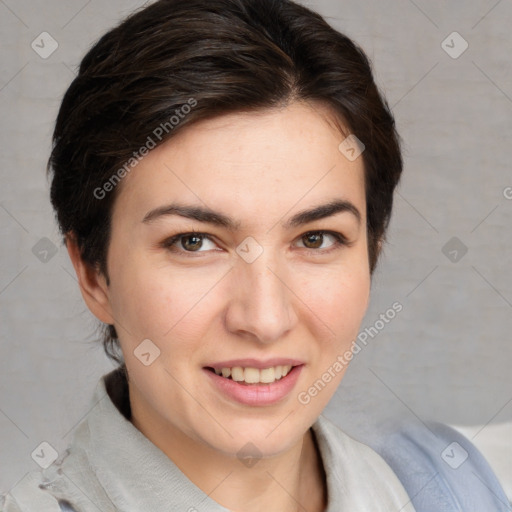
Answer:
[{"xmin": 1, "ymin": 1, "xmax": 508, "ymax": 511}]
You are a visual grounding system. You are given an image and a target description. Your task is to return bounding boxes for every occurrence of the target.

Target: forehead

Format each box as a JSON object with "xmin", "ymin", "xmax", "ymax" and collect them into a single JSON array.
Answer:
[{"xmin": 112, "ymin": 101, "xmax": 366, "ymax": 228}]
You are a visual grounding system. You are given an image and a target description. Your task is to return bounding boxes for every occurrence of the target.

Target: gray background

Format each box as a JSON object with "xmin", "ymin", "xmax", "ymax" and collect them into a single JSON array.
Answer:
[{"xmin": 1, "ymin": 0, "xmax": 511, "ymax": 499}]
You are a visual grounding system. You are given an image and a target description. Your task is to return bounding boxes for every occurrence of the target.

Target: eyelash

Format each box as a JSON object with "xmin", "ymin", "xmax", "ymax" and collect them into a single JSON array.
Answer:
[{"xmin": 160, "ymin": 230, "xmax": 351, "ymax": 257}]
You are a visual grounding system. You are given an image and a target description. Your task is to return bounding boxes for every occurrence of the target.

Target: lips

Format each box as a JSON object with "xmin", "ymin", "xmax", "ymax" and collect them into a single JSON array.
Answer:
[{"xmin": 203, "ymin": 363, "xmax": 304, "ymax": 406}]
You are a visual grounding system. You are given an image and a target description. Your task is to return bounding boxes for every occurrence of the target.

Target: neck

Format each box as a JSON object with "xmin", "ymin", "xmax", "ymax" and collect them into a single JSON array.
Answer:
[{"xmin": 130, "ymin": 400, "xmax": 326, "ymax": 512}]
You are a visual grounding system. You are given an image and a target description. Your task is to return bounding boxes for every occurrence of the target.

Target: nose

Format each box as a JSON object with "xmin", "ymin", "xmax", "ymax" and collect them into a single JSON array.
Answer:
[{"xmin": 224, "ymin": 251, "xmax": 298, "ymax": 344}]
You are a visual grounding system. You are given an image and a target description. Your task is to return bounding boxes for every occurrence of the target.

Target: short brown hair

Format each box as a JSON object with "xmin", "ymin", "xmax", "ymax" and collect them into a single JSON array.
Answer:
[{"xmin": 48, "ymin": 0, "xmax": 403, "ymax": 366}]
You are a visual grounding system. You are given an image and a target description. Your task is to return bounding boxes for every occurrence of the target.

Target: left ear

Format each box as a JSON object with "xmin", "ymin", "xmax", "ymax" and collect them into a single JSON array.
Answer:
[{"xmin": 65, "ymin": 232, "xmax": 114, "ymax": 325}]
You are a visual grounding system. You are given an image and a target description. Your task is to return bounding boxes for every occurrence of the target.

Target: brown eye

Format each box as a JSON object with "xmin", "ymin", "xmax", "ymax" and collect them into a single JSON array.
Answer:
[
  {"xmin": 181, "ymin": 234, "xmax": 204, "ymax": 251},
  {"xmin": 296, "ymin": 230, "xmax": 349, "ymax": 253},
  {"xmin": 162, "ymin": 232, "xmax": 217, "ymax": 253},
  {"xmin": 302, "ymin": 232, "xmax": 324, "ymax": 249}
]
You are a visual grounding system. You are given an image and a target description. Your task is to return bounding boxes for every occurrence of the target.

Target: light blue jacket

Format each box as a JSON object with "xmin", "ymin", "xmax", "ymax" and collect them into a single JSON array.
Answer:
[{"xmin": 368, "ymin": 420, "xmax": 511, "ymax": 511}]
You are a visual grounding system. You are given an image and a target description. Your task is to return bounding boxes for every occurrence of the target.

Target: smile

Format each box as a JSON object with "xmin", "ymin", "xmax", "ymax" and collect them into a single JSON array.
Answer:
[
  {"xmin": 206, "ymin": 365, "xmax": 294, "ymax": 384},
  {"xmin": 203, "ymin": 364, "xmax": 304, "ymax": 406}
]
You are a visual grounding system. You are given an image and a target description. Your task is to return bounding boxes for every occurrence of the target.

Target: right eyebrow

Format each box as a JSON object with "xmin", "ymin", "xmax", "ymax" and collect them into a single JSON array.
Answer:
[{"xmin": 142, "ymin": 203, "xmax": 241, "ymax": 231}]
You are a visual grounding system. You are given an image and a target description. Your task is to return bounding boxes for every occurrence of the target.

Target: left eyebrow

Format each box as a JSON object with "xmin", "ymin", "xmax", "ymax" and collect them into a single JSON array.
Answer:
[
  {"xmin": 283, "ymin": 199, "xmax": 361, "ymax": 229},
  {"xmin": 142, "ymin": 198, "xmax": 361, "ymax": 230}
]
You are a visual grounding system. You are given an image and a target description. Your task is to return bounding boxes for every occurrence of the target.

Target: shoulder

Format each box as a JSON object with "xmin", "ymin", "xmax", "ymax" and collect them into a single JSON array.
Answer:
[
  {"xmin": 313, "ymin": 415, "xmax": 416, "ymax": 511},
  {"xmin": 1, "ymin": 440, "xmax": 116, "ymax": 512},
  {"xmin": 1, "ymin": 465, "xmax": 71, "ymax": 512},
  {"xmin": 1, "ymin": 374, "xmax": 119, "ymax": 512},
  {"xmin": 365, "ymin": 420, "xmax": 511, "ymax": 512},
  {"xmin": 315, "ymin": 413, "xmax": 400, "ymax": 472}
]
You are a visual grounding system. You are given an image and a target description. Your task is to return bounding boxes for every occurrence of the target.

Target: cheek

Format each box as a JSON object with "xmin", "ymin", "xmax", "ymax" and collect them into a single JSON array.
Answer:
[
  {"xmin": 332, "ymin": 275, "xmax": 370, "ymax": 347},
  {"xmin": 108, "ymin": 259, "xmax": 226, "ymax": 343},
  {"xmin": 297, "ymin": 260, "xmax": 370, "ymax": 346}
]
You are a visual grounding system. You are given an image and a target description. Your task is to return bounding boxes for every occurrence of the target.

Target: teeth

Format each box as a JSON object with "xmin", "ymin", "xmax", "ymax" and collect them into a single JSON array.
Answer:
[
  {"xmin": 231, "ymin": 366, "xmax": 245, "ymax": 382},
  {"xmin": 260, "ymin": 367, "xmax": 275, "ymax": 383},
  {"xmin": 212, "ymin": 365, "xmax": 293, "ymax": 384}
]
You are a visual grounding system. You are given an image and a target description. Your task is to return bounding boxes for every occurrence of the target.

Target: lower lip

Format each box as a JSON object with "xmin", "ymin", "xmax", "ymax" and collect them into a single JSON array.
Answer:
[{"xmin": 203, "ymin": 365, "xmax": 304, "ymax": 406}]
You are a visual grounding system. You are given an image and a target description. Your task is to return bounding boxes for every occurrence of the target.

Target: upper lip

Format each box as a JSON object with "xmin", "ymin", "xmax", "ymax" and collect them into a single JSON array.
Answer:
[{"xmin": 205, "ymin": 358, "xmax": 305, "ymax": 370}]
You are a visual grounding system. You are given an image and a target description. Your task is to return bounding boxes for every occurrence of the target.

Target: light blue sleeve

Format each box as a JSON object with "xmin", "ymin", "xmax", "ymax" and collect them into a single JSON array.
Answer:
[{"xmin": 367, "ymin": 421, "xmax": 511, "ymax": 512}]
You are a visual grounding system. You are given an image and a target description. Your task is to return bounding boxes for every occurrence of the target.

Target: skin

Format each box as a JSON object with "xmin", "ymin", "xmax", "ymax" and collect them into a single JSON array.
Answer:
[{"xmin": 67, "ymin": 100, "xmax": 372, "ymax": 512}]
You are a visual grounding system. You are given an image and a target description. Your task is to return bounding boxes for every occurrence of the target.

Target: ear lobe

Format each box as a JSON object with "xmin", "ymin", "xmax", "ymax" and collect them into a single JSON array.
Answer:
[
  {"xmin": 377, "ymin": 237, "xmax": 383, "ymax": 255},
  {"xmin": 65, "ymin": 233, "xmax": 114, "ymax": 325},
  {"xmin": 374, "ymin": 236, "xmax": 384, "ymax": 262}
]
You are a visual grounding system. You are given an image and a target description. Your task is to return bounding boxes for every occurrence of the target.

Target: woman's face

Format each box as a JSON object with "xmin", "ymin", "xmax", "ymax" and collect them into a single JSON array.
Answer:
[{"xmin": 103, "ymin": 100, "xmax": 370, "ymax": 458}]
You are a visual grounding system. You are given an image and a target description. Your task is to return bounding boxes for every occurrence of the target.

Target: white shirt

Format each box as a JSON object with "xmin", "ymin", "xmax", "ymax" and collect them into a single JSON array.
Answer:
[{"xmin": 1, "ymin": 368, "xmax": 415, "ymax": 512}]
